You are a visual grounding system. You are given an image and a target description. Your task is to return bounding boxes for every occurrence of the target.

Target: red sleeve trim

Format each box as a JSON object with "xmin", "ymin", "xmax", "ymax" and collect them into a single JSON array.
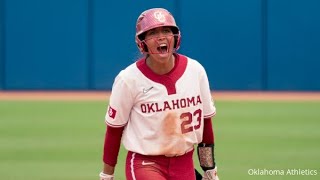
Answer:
[
  {"xmin": 105, "ymin": 120, "xmax": 127, "ymax": 128},
  {"xmin": 204, "ymin": 111, "xmax": 216, "ymax": 118}
]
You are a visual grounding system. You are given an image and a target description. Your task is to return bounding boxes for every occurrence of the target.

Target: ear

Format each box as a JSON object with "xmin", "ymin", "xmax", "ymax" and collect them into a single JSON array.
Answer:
[
  {"xmin": 140, "ymin": 42, "xmax": 148, "ymax": 52},
  {"xmin": 137, "ymin": 42, "xmax": 145, "ymax": 53}
]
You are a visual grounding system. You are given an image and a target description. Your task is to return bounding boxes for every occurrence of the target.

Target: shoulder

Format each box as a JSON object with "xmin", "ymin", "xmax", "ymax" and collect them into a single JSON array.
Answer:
[{"xmin": 116, "ymin": 60, "xmax": 141, "ymax": 79}]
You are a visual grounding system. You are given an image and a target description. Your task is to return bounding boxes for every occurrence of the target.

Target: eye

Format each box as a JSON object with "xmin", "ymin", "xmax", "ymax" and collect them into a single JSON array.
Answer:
[
  {"xmin": 163, "ymin": 28, "xmax": 172, "ymax": 34},
  {"xmin": 146, "ymin": 30, "xmax": 156, "ymax": 36}
]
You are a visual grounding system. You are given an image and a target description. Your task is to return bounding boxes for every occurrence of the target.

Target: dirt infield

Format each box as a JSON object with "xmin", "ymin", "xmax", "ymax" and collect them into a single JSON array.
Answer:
[{"xmin": 1, "ymin": 91, "xmax": 320, "ymax": 101}]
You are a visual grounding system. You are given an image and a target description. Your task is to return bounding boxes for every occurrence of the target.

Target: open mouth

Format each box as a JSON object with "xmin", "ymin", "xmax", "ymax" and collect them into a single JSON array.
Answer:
[{"xmin": 157, "ymin": 43, "xmax": 168, "ymax": 53}]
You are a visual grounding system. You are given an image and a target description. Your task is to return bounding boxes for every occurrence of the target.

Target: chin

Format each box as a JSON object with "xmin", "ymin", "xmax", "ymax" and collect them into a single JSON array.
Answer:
[{"xmin": 158, "ymin": 53, "xmax": 171, "ymax": 59}]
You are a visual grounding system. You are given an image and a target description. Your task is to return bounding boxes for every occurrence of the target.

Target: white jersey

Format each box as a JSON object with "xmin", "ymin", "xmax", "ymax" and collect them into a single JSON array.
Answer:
[{"xmin": 105, "ymin": 54, "xmax": 216, "ymax": 156}]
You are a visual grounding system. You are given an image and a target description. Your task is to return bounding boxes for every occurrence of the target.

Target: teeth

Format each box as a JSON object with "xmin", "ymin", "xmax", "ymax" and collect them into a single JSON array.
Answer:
[{"xmin": 157, "ymin": 43, "xmax": 168, "ymax": 53}]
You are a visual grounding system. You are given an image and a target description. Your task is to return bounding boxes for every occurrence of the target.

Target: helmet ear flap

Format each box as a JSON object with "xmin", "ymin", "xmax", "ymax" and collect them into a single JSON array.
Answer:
[
  {"xmin": 174, "ymin": 34, "xmax": 181, "ymax": 50},
  {"xmin": 171, "ymin": 27, "xmax": 181, "ymax": 50}
]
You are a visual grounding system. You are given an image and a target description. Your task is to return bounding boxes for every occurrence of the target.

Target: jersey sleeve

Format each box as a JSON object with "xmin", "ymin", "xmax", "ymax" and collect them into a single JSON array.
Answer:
[
  {"xmin": 105, "ymin": 72, "xmax": 134, "ymax": 127},
  {"xmin": 199, "ymin": 66, "xmax": 216, "ymax": 118}
]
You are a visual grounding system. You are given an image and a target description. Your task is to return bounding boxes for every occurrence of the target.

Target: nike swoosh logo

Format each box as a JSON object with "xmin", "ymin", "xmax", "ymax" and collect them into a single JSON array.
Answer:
[
  {"xmin": 142, "ymin": 161, "xmax": 155, "ymax": 165},
  {"xmin": 143, "ymin": 87, "xmax": 153, "ymax": 94}
]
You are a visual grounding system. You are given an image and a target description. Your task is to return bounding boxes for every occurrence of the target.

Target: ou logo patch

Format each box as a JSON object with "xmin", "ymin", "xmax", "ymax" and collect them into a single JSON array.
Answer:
[
  {"xmin": 108, "ymin": 106, "xmax": 117, "ymax": 119},
  {"xmin": 154, "ymin": 11, "xmax": 165, "ymax": 22}
]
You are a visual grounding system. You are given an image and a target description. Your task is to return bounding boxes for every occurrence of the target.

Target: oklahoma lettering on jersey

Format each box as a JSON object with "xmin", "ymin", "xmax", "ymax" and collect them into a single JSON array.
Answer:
[
  {"xmin": 141, "ymin": 95, "xmax": 202, "ymax": 113},
  {"xmin": 105, "ymin": 54, "xmax": 216, "ymax": 156}
]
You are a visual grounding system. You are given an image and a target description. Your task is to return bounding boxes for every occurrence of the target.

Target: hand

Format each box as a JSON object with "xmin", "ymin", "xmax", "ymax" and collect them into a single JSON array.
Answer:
[
  {"xmin": 202, "ymin": 167, "xmax": 219, "ymax": 180},
  {"xmin": 99, "ymin": 172, "xmax": 114, "ymax": 180}
]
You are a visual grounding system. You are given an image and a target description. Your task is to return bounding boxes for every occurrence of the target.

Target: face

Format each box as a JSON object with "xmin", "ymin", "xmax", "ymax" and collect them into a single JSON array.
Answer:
[{"xmin": 144, "ymin": 26, "xmax": 175, "ymax": 59}]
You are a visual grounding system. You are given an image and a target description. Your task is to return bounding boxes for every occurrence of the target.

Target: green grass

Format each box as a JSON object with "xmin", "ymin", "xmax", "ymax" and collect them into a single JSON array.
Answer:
[
  {"xmin": 214, "ymin": 101, "xmax": 320, "ymax": 180},
  {"xmin": 0, "ymin": 100, "xmax": 320, "ymax": 179}
]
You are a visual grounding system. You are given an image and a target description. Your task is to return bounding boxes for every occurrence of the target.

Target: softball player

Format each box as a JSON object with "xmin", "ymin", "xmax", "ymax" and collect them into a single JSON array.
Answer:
[{"xmin": 99, "ymin": 8, "xmax": 219, "ymax": 180}]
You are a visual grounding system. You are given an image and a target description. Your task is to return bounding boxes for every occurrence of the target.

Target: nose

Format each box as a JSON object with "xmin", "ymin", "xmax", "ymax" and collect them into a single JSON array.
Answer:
[
  {"xmin": 156, "ymin": 32, "xmax": 167, "ymax": 40},
  {"xmin": 157, "ymin": 35, "xmax": 166, "ymax": 40}
]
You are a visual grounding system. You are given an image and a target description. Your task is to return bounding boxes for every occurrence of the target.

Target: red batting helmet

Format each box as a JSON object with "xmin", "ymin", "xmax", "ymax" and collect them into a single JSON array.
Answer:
[{"xmin": 135, "ymin": 8, "xmax": 181, "ymax": 53}]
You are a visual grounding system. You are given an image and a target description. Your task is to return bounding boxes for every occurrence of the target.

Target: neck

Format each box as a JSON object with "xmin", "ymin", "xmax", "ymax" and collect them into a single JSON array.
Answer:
[{"xmin": 146, "ymin": 54, "xmax": 175, "ymax": 75}]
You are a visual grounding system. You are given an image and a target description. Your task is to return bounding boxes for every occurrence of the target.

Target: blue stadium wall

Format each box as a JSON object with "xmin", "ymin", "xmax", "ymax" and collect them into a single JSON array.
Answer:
[{"xmin": 0, "ymin": 0, "xmax": 319, "ymax": 91}]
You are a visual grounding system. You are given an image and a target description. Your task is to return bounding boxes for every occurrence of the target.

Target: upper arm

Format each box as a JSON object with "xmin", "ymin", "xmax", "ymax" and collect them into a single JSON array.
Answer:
[{"xmin": 105, "ymin": 73, "xmax": 134, "ymax": 127}]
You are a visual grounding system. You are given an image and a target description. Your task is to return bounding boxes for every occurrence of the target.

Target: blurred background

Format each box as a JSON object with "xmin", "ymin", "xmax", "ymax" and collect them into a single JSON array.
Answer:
[{"xmin": 1, "ymin": 0, "xmax": 319, "ymax": 91}]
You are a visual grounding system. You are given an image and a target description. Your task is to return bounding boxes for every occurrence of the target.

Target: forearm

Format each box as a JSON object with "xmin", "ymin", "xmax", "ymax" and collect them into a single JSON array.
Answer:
[
  {"xmin": 198, "ymin": 117, "xmax": 216, "ymax": 169},
  {"xmin": 198, "ymin": 117, "xmax": 219, "ymax": 179},
  {"xmin": 102, "ymin": 125, "xmax": 124, "ymax": 174},
  {"xmin": 202, "ymin": 117, "xmax": 214, "ymax": 144}
]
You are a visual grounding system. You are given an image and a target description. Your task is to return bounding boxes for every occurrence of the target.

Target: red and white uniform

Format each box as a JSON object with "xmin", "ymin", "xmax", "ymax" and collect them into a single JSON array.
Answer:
[{"xmin": 105, "ymin": 53, "xmax": 216, "ymax": 156}]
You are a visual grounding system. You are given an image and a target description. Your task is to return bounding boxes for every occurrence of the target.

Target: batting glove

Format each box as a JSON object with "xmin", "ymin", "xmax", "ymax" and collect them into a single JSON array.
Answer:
[
  {"xmin": 202, "ymin": 166, "xmax": 219, "ymax": 180},
  {"xmin": 99, "ymin": 172, "xmax": 114, "ymax": 180}
]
